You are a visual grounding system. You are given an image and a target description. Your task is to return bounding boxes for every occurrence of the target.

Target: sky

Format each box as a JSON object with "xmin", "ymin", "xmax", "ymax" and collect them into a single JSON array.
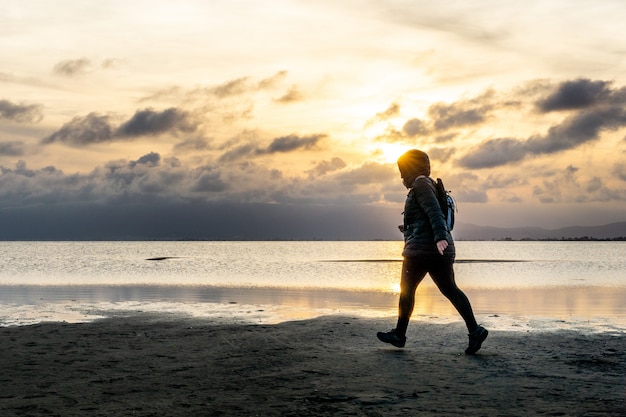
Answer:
[{"xmin": 1, "ymin": 0, "xmax": 625, "ymax": 239}]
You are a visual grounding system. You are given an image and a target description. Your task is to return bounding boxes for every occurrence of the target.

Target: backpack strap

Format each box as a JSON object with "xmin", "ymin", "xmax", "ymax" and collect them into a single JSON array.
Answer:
[{"xmin": 410, "ymin": 175, "xmax": 436, "ymax": 193}]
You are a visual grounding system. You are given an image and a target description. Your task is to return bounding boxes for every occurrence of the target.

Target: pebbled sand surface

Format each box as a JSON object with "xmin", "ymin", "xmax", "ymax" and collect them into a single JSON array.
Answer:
[{"xmin": 0, "ymin": 314, "xmax": 624, "ymax": 416}]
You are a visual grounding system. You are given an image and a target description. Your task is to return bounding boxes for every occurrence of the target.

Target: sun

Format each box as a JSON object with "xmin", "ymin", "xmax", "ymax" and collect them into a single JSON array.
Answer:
[{"xmin": 370, "ymin": 142, "xmax": 408, "ymax": 164}]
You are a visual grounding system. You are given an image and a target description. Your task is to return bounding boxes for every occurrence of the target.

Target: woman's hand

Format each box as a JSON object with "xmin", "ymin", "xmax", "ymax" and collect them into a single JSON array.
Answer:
[{"xmin": 436, "ymin": 239, "xmax": 448, "ymax": 255}]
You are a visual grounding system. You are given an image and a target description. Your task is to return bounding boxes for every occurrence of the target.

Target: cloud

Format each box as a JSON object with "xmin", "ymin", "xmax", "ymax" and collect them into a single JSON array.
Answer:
[
  {"xmin": 376, "ymin": 103, "xmax": 401, "ymax": 120},
  {"xmin": 139, "ymin": 86, "xmax": 184, "ymax": 103},
  {"xmin": 131, "ymin": 152, "xmax": 161, "ymax": 167},
  {"xmin": 527, "ymin": 165, "xmax": 624, "ymax": 204},
  {"xmin": 0, "ymin": 141, "xmax": 25, "ymax": 156},
  {"xmin": 402, "ymin": 118, "xmax": 429, "ymax": 137},
  {"xmin": 527, "ymin": 106, "xmax": 626, "ymax": 154},
  {"xmin": 376, "ymin": 91, "xmax": 498, "ymax": 145},
  {"xmin": 41, "ymin": 113, "xmax": 114, "ymax": 145},
  {"xmin": 334, "ymin": 161, "xmax": 395, "ymax": 186},
  {"xmin": 459, "ymin": 79, "xmax": 626, "ymax": 169},
  {"xmin": 306, "ymin": 157, "xmax": 347, "ymax": 177},
  {"xmin": 455, "ymin": 138, "xmax": 526, "ymax": 169},
  {"xmin": 366, "ymin": 103, "xmax": 401, "ymax": 129},
  {"xmin": 612, "ymin": 162, "xmax": 626, "ymax": 181},
  {"xmin": 456, "ymin": 189, "xmax": 488, "ymax": 203},
  {"xmin": 97, "ymin": 153, "xmax": 227, "ymax": 198},
  {"xmin": 373, "ymin": 127, "xmax": 405, "ymax": 144},
  {"xmin": 116, "ymin": 108, "xmax": 196, "ymax": 137},
  {"xmin": 218, "ymin": 133, "xmax": 326, "ymax": 162},
  {"xmin": 483, "ymin": 173, "xmax": 527, "ymax": 190},
  {"xmin": 212, "ymin": 77, "xmax": 251, "ymax": 98},
  {"xmin": 0, "ymin": 161, "xmax": 72, "ymax": 208},
  {"xmin": 218, "ymin": 143, "xmax": 259, "ymax": 163},
  {"xmin": 427, "ymin": 146, "xmax": 456, "ymax": 163},
  {"xmin": 42, "ymin": 108, "xmax": 198, "ymax": 146},
  {"xmin": 173, "ymin": 137, "xmax": 211, "ymax": 153},
  {"xmin": 264, "ymin": 134, "xmax": 325, "ymax": 153},
  {"xmin": 274, "ymin": 85, "xmax": 304, "ymax": 103},
  {"xmin": 514, "ymin": 166, "xmax": 571, "ymax": 204},
  {"xmin": 141, "ymin": 71, "xmax": 290, "ymax": 105},
  {"xmin": 53, "ymin": 58, "xmax": 91, "ymax": 76},
  {"xmin": 433, "ymin": 132, "xmax": 458, "ymax": 143},
  {"xmin": 100, "ymin": 58, "xmax": 122, "ymax": 69},
  {"xmin": 0, "ymin": 151, "xmax": 393, "ymax": 211},
  {"xmin": 51, "ymin": 57, "xmax": 120, "ymax": 77},
  {"xmin": 190, "ymin": 166, "xmax": 228, "ymax": 192},
  {"xmin": 537, "ymin": 79, "xmax": 612, "ymax": 112},
  {"xmin": 271, "ymin": 161, "xmax": 397, "ymax": 206},
  {"xmin": 370, "ymin": 79, "xmax": 626, "ymax": 171},
  {"xmin": 0, "ymin": 99, "xmax": 43, "ymax": 123},
  {"xmin": 258, "ymin": 70, "xmax": 288, "ymax": 89},
  {"xmin": 428, "ymin": 96, "xmax": 493, "ymax": 131}
]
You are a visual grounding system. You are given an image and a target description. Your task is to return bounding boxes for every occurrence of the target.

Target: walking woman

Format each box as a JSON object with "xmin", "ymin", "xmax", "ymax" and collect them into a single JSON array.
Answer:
[{"xmin": 377, "ymin": 149, "xmax": 488, "ymax": 354}]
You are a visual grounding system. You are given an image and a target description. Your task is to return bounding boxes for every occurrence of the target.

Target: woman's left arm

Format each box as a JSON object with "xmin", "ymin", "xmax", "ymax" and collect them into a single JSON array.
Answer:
[{"xmin": 414, "ymin": 178, "xmax": 449, "ymax": 245}]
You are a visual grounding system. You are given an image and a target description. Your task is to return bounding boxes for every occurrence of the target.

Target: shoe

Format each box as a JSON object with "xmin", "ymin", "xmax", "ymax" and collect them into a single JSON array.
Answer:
[
  {"xmin": 377, "ymin": 329, "xmax": 406, "ymax": 348},
  {"xmin": 465, "ymin": 325, "xmax": 488, "ymax": 354}
]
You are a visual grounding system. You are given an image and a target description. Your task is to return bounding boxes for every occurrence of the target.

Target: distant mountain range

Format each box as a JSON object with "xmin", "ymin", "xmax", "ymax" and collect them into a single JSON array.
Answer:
[{"xmin": 453, "ymin": 222, "xmax": 626, "ymax": 241}]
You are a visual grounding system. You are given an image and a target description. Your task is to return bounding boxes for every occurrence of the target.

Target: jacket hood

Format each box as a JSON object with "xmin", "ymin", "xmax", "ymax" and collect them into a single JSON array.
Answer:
[{"xmin": 397, "ymin": 149, "xmax": 430, "ymax": 184}]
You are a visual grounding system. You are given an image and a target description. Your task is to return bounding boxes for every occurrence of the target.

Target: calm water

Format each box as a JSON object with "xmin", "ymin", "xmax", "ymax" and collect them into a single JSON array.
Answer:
[{"xmin": 0, "ymin": 241, "xmax": 624, "ymax": 329}]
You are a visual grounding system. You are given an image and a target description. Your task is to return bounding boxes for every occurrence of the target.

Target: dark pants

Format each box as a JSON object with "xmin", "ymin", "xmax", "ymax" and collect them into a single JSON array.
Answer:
[{"xmin": 396, "ymin": 255, "xmax": 478, "ymax": 336}]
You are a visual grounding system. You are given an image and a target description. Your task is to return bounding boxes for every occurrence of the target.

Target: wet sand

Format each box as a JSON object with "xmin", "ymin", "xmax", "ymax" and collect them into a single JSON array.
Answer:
[{"xmin": 0, "ymin": 314, "xmax": 624, "ymax": 416}]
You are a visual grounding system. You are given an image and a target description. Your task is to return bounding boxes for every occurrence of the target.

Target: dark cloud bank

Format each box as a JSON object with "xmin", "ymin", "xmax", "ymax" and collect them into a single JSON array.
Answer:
[
  {"xmin": 3, "ymin": 201, "xmax": 623, "ymax": 241},
  {"xmin": 0, "ymin": 202, "xmax": 400, "ymax": 241},
  {"xmin": 0, "ymin": 150, "xmax": 399, "ymax": 240}
]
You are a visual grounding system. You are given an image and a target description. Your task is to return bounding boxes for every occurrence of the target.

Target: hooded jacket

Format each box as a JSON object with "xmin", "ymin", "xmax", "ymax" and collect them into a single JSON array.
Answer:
[{"xmin": 402, "ymin": 176, "xmax": 454, "ymax": 259}]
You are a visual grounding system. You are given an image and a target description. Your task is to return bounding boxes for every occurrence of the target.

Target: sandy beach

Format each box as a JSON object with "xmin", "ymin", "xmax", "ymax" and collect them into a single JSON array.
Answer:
[{"xmin": 0, "ymin": 313, "xmax": 623, "ymax": 416}]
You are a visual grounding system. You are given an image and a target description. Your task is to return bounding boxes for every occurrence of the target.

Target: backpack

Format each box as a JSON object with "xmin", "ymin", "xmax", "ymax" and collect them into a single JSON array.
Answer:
[
  {"xmin": 413, "ymin": 176, "xmax": 457, "ymax": 231},
  {"xmin": 435, "ymin": 178, "xmax": 456, "ymax": 231}
]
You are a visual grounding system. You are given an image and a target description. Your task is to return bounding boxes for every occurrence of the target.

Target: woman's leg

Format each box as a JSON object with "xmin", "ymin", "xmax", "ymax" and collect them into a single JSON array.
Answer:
[
  {"xmin": 396, "ymin": 256, "xmax": 428, "ymax": 337},
  {"xmin": 429, "ymin": 261, "xmax": 478, "ymax": 332}
]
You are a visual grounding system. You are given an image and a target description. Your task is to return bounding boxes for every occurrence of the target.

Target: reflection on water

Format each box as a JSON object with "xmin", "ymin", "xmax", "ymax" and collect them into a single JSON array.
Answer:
[
  {"xmin": 1, "ymin": 284, "xmax": 624, "ymax": 331},
  {"xmin": 0, "ymin": 241, "xmax": 624, "ymax": 329}
]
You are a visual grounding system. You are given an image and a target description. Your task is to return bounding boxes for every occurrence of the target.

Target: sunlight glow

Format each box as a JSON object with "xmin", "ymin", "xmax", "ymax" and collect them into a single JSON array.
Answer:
[{"xmin": 370, "ymin": 142, "xmax": 408, "ymax": 164}]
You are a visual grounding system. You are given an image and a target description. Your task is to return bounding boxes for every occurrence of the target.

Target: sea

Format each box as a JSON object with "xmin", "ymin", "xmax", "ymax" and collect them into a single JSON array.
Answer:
[{"xmin": 0, "ymin": 241, "xmax": 624, "ymax": 332}]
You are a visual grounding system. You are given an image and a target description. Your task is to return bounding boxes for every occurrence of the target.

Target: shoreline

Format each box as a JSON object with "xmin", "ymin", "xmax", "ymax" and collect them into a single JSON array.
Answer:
[
  {"xmin": 1, "ymin": 284, "xmax": 625, "ymax": 332},
  {"xmin": 0, "ymin": 314, "xmax": 624, "ymax": 416},
  {"xmin": 1, "ymin": 303, "xmax": 625, "ymax": 336}
]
